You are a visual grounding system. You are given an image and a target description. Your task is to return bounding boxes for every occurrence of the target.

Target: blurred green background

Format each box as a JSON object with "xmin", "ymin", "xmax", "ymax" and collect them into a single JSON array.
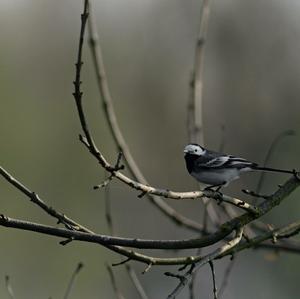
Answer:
[{"xmin": 1, "ymin": 0, "xmax": 300, "ymax": 298}]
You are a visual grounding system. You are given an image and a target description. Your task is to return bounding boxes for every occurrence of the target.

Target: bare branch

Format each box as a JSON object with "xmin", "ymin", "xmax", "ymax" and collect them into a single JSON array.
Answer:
[
  {"xmin": 167, "ymin": 228, "xmax": 244, "ymax": 299},
  {"xmin": 218, "ymin": 220, "xmax": 300, "ymax": 259},
  {"xmin": 0, "ymin": 166, "xmax": 157, "ymax": 268},
  {"xmin": 142, "ymin": 263, "xmax": 153, "ymax": 274},
  {"xmin": 1, "ymin": 214, "xmax": 300, "ymax": 268},
  {"xmin": 112, "ymin": 257, "xmax": 131, "ymax": 267},
  {"xmin": 256, "ymin": 129, "xmax": 295, "ymax": 195},
  {"xmin": 104, "ymin": 181, "xmax": 114, "ymax": 235},
  {"xmin": 63, "ymin": 262, "xmax": 84, "ymax": 299},
  {"xmin": 209, "ymin": 261, "xmax": 218, "ymax": 299},
  {"xmin": 242, "ymin": 189, "xmax": 270, "ymax": 199},
  {"xmin": 94, "ymin": 152, "xmax": 124, "ymax": 190},
  {"xmin": 0, "ymin": 166, "xmax": 91, "ymax": 232},
  {"xmin": 0, "ymin": 174, "xmax": 299, "ymax": 252},
  {"xmin": 189, "ymin": 271, "xmax": 196, "ymax": 299},
  {"xmin": 1, "ymin": 164, "xmax": 300, "ymax": 268}
]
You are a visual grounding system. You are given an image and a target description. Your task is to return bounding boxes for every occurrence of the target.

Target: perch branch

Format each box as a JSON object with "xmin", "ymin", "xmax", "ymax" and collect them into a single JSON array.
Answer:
[
  {"xmin": 80, "ymin": 137, "xmax": 260, "ymax": 212},
  {"xmin": 1, "ymin": 166, "xmax": 300, "ymax": 262}
]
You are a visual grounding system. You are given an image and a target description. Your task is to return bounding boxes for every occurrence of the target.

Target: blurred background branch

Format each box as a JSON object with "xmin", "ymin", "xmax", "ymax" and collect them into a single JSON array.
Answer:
[{"xmin": 187, "ymin": 0, "xmax": 211, "ymax": 145}]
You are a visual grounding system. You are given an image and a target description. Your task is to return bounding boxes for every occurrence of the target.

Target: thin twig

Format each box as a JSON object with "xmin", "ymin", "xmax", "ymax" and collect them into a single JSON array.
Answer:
[
  {"xmin": 5, "ymin": 275, "xmax": 15, "ymax": 299},
  {"xmin": 107, "ymin": 265, "xmax": 126, "ymax": 299},
  {"xmin": 142, "ymin": 263, "xmax": 153, "ymax": 274},
  {"xmin": 189, "ymin": 271, "xmax": 196, "ymax": 299},
  {"xmin": 94, "ymin": 152, "xmax": 124, "ymax": 190},
  {"xmin": 218, "ymin": 220, "xmax": 300, "ymax": 259},
  {"xmin": 209, "ymin": 261, "xmax": 218, "ymax": 299},
  {"xmin": 63, "ymin": 262, "xmax": 84, "ymax": 299},
  {"xmin": 125, "ymin": 265, "xmax": 149, "ymax": 299},
  {"xmin": 105, "ymin": 174, "xmax": 114, "ymax": 235},
  {"xmin": 242, "ymin": 189, "xmax": 270, "ymax": 200},
  {"xmin": 0, "ymin": 166, "xmax": 91, "ymax": 232},
  {"xmin": 0, "ymin": 166, "xmax": 159, "ymax": 268},
  {"xmin": 166, "ymin": 228, "xmax": 244, "ymax": 299},
  {"xmin": 256, "ymin": 130, "xmax": 295, "ymax": 195},
  {"xmin": 112, "ymin": 257, "xmax": 131, "ymax": 267}
]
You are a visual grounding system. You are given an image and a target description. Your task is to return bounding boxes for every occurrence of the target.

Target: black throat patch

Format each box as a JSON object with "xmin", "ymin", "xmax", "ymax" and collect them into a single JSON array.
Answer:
[{"xmin": 184, "ymin": 154, "xmax": 199, "ymax": 173}]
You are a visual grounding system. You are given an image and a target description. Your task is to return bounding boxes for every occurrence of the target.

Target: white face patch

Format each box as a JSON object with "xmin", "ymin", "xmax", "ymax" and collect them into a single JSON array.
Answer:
[{"xmin": 183, "ymin": 144, "xmax": 205, "ymax": 156}]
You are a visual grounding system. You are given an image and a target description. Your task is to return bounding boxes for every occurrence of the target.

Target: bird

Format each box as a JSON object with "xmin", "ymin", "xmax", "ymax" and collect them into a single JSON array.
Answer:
[{"xmin": 183, "ymin": 143, "xmax": 294, "ymax": 190}]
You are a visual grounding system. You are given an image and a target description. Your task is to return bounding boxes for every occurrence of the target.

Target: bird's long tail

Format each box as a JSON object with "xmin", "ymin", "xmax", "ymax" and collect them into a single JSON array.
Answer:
[{"xmin": 252, "ymin": 165, "xmax": 294, "ymax": 174}]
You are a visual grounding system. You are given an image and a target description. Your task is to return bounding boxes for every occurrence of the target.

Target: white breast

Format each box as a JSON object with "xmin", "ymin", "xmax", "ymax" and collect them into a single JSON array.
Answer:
[{"xmin": 191, "ymin": 168, "xmax": 242, "ymax": 186}]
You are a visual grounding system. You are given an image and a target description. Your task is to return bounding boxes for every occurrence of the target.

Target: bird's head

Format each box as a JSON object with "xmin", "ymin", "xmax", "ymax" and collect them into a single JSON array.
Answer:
[{"xmin": 183, "ymin": 144, "xmax": 206, "ymax": 156}]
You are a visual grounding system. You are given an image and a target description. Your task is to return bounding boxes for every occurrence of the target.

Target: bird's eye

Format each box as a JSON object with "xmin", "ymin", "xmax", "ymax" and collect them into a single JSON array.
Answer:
[{"xmin": 195, "ymin": 149, "xmax": 198, "ymax": 152}]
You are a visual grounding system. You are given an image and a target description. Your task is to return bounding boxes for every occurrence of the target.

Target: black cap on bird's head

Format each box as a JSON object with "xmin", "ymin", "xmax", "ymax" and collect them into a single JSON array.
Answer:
[{"xmin": 183, "ymin": 144, "xmax": 206, "ymax": 156}]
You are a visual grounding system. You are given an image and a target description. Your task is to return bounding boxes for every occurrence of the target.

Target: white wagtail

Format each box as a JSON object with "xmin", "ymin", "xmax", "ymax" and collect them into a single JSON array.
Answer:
[{"xmin": 184, "ymin": 143, "xmax": 294, "ymax": 190}]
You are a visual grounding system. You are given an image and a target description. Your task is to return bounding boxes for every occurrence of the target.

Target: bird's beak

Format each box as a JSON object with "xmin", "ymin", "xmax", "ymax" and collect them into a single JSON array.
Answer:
[{"xmin": 183, "ymin": 149, "xmax": 188, "ymax": 154}]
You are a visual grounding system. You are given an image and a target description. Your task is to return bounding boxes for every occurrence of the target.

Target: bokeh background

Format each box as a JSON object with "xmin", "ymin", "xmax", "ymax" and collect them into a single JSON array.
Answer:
[{"xmin": 1, "ymin": 0, "xmax": 300, "ymax": 298}]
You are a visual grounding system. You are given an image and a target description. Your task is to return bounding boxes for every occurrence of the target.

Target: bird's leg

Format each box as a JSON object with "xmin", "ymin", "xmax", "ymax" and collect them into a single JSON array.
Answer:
[
  {"xmin": 204, "ymin": 182, "xmax": 225, "ymax": 192},
  {"xmin": 215, "ymin": 185, "xmax": 223, "ymax": 192},
  {"xmin": 204, "ymin": 182, "xmax": 226, "ymax": 204}
]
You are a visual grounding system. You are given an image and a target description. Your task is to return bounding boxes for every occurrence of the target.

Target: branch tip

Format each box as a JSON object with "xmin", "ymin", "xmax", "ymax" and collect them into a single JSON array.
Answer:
[
  {"xmin": 112, "ymin": 257, "xmax": 131, "ymax": 267},
  {"xmin": 142, "ymin": 263, "xmax": 152, "ymax": 274},
  {"xmin": 60, "ymin": 237, "xmax": 74, "ymax": 246}
]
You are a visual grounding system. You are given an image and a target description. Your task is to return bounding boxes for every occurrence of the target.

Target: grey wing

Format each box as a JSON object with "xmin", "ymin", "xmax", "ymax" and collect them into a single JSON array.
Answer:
[
  {"xmin": 195, "ymin": 155, "xmax": 230, "ymax": 168},
  {"xmin": 195, "ymin": 154, "xmax": 255, "ymax": 169},
  {"xmin": 226, "ymin": 155, "xmax": 256, "ymax": 169}
]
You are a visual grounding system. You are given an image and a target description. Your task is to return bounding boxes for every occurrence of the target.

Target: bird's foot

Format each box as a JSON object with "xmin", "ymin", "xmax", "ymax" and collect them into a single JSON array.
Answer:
[{"xmin": 204, "ymin": 184, "xmax": 224, "ymax": 204}]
